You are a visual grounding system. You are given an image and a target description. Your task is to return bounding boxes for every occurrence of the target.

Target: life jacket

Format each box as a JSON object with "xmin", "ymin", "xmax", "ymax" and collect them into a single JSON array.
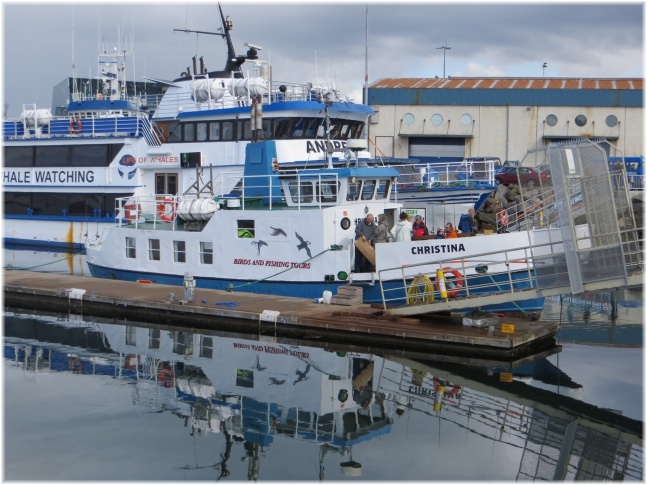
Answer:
[{"xmin": 412, "ymin": 224, "xmax": 425, "ymax": 237}]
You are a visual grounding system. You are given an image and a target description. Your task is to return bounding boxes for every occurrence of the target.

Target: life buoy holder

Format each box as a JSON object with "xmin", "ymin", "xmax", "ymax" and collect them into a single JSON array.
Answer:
[
  {"xmin": 68, "ymin": 118, "xmax": 83, "ymax": 134},
  {"xmin": 159, "ymin": 368, "xmax": 175, "ymax": 388},
  {"xmin": 498, "ymin": 210, "xmax": 509, "ymax": 226},
  {"xmin": 434, "ymin": 267, "xmax": 464, "ymax": 298},
  {"xmin": 157, "ymin": 197, "xmax": 176, "ymax": 222}
]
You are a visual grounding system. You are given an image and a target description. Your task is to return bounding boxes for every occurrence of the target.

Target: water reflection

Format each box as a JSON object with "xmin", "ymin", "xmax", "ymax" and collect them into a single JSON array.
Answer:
[{"xmin": 4, "ymin": 310, "xmax": 643, "ymax": 481}]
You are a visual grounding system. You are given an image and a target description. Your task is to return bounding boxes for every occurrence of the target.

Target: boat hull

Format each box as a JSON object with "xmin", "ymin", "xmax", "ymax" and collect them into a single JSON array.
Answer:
[{"xmin": 86, "ymin": 260, "xmax": 544, "ymax": 313}]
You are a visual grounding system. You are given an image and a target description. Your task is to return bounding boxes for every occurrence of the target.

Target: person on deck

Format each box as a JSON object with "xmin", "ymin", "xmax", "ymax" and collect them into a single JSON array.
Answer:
[
  {"xmin": 444, "ymin": 222, "xmax": 458, "ymax": 238},
  {"xmin": 354, "ymin": 213, "xmax": 376, "ymax": 272},
  {"xmin": 390, "ymin": 211, "xmax": 413, "ymax": 242},
  {"xmin": 374, "ymin": 214, "xmax": 392, "ymax": 243},
  {"xmin": 411, "ymin": 215, "xmax": 429, "ymax": 238}
]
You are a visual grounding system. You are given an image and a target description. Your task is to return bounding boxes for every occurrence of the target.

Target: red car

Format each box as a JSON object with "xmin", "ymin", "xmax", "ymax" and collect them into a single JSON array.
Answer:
[{"xmin": 495, "ymin": 166, "xmax": 551, "ymax": 188}]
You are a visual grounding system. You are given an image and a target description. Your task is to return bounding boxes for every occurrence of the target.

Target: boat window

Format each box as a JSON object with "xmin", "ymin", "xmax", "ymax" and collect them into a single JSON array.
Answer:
[
  {"xmin": 125, "ymin": 237, "xmax": 136, "ymax": 259},
  {"xmin": 317, "ymin": 181, "xmax": 338, "ymax": 203},
  {"xmin": 184, "ymin": 123, "xmax": 195, "ymax": 142},
  {"xmin": 72, "ymin": 144, "xmax": 109, "ymax": 167},
  {"xmin": 222, "ymin": 121, "xmax": 234, "ymax": 141},
  {"xmin": 361, "ymin": 180, "xmax": 376, "ymax": 200},
  {"xmin": 196, "ymin": 123, "xmax": 208, "ymax": 142},
  {"xmin": 2, "ymin": 192, "xmax": 31, "ymax": 215},
  {"xmin": 288, "ymin": 181, "xmax": 314, "ymax": 204},
  {"xmin": 262, "ymin": 119, "xmax": 272, "ymax": 140},
  {"xmin": 274, "ymin": 118, "xmax": 292, "ymax": 138},
  {"xmin": 168, "ymin": 123, "xmax": 182, "ymax": 142},
  {"xmin": 209, "ymin": 122, "xmax": 220, "ymax": 140},
  {"xmin": 292, "ymin": 118, "xmax": 305, "ymax": 137},
  {"xmin": 148, "ymin": 239, "xmax": 161, "ymax": 261},
  {"xmin": 155, "ymin": 174, "xmax": 178, "ymax": 195},
  {"xmin": 237, "ymin": 220, "xmax": 255, "ymax": 238},
  {"xmin": 35, "ymin": 145, "xmax": 70, "ymax": 167},
  {"xmin": 303, "ymin": 118, "xmax": 321, "ymax": 138},
  {"xmin": 199, "ymin": 336, "xmax": 213, "ymax": 358},
  {"xmin": 241, "ymin": 120, "xmax": 251, "ymax": 140},
  {"xmin": 347, "ymin": 180, "xmax": 361, "ymax": 201},
  {"xmin": 149, "ymin": 329, "xmax": 161, "ymax": 349},
  {"xmin": 200, "ymin": 241, "xmax": 213, "ymax": 264},
  {"xmin": 375, "ymin": 179, "xmax": 390, "ymax": 200},
  {"xmin": 3, "ymin": 146, "xmax": 34, "ymax": 167},
  {"xmin": 173, "ymin": 240, "xmax": 186, "ymax": 263}
]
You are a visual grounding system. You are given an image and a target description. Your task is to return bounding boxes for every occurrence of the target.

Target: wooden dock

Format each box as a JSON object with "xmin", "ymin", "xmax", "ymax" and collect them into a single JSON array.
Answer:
[{"xmin": 3, "ymin": 270, "xmax": 559, "ymax": 359}]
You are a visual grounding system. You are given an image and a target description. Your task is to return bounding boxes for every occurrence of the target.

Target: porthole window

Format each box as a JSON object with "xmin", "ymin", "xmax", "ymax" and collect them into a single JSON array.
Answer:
[
  {"xmin": 545, "ymin": 114, "xmax": 558, "ymax": 126},
  {"xmin": 460, "ymin": 114, "xmax": 472, "ymax": 125},
  {"xmin": 605, "ymin": 115, "xmax": 618, "ymax": 128},
  {"xmin": 340, "ymin": 217, "xmax": 351, "ymax": 230},
  {"xmin": 431, "ymin": 113, "xmax": 443, "ymax": 126},
  {"xmin": 575, "ymin": 114, "xmax": 587, "ymax": 127},
  {"xmin": 403, "ymin": 113, "xmax": 415, "ymax": 125}
]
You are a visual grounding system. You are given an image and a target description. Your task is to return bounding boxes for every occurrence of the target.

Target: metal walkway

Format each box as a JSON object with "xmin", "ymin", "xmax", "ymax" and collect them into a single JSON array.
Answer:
[{"xmin": 380, "ymin": 140, "xmax": 644, "ymax": 316}]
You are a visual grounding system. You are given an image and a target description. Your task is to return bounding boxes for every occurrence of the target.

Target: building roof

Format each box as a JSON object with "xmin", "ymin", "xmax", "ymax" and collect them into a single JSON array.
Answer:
[{"xmin": 369, "ymin": 77, "xmax": 643, "ymax": 90}]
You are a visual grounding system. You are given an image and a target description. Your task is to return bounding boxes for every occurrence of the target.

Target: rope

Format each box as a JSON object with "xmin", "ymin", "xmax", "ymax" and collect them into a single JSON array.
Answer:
[
  {"xmin": 228, "ymin": 245, "xmax": 338, "ymax": 290},
  {"xmin": 407, "ymin": 274, "xmax": 435, "ymax": 305},
  {"xmin": 5, "ymin": 249, "xmax": 86, "ymax": 271}
]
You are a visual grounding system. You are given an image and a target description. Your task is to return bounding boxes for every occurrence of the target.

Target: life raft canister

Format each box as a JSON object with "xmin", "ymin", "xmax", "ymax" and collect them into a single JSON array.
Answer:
[{"xmin": 434, "ymin": 267, "xmax": 464, "ymax": 298}]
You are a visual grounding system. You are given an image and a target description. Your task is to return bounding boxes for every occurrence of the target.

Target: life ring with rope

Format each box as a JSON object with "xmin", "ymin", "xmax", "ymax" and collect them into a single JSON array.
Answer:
[
  {"xmin": 68, "ymin": 118, "xmax": 83, "ymax": 134},
  {"xmin": 159, "ymin": 368, "xmax": 175, "ymax": 388},
  {"xmin": 498, "ymin": 210, "xmax": 509, "ymax": 227},
  {"xmin": 434, "ymin": 267, "xmax": 464, "ymax": 298},
  {"xmin": 157, "ymin": 197, "xmax": 176, "ymax": 222}
]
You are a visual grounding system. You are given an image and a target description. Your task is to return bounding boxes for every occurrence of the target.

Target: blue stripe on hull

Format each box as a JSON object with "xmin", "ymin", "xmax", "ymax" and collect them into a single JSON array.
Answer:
[
  {"xmin": 4, "ymin": 237, "xmax": 85, "ymax": 250},
  {"xmin": 88, "ymin": 263, "xmax": 544, "ymax": 313}
]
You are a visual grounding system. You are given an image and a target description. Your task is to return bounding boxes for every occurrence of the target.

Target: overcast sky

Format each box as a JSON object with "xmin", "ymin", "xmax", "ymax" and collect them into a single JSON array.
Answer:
[{"xmin": 2, "ymin": 1, "xmax": 644, "ymax": 118}]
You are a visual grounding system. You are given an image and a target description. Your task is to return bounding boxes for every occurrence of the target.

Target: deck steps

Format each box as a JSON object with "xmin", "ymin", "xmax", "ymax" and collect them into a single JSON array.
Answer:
[{"xmin": 330, "ymin": 285, "xmax": 363, "ymax": 306}]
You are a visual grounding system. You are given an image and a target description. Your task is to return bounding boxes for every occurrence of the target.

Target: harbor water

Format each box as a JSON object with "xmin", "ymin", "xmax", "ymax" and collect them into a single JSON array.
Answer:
[{"xmin": 3, "ymin": 247, "xmax": 644, "ymax": 481}]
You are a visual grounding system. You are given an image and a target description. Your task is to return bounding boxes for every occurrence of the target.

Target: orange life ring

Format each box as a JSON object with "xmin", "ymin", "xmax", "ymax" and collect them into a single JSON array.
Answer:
[
  {"xmin": 434, "ymin": 267, "xmax": 464, "ymax": 297},
  {"xmin": 159, "ymin": 368, "xmax": 175, "ymax": 388},
  {"xmin": 68, "ymin": 118, "xmax": 83, "ymax": 134},
  {"xmin": 498, "ymin": 210, "xmax": 509, "ymax": 226},
  {"xmin": 157, "ymin": 197, "xmax": 176, "ymax": 222}
]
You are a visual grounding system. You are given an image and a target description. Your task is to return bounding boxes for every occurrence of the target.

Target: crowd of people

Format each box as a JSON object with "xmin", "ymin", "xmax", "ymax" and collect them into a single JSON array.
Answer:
[{"xmin": 353, "ymin": 209, "xmax": 478, "ymax": 272}]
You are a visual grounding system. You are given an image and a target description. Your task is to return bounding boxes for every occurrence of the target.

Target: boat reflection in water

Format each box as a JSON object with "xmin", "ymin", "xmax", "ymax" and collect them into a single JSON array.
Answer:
[{"xmin": 4, "ymin": 311, "xmax": 643, "ymax": 481}]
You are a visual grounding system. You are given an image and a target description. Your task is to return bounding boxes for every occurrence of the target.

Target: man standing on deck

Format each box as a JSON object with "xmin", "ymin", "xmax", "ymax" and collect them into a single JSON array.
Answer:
[{"xmin": 355, "ymin": 213, "xmax": 376, "ymax": 272}]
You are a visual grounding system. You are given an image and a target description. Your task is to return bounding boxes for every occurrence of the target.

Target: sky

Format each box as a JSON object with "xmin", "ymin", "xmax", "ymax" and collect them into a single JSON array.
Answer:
[{"xmin": 1, "ymin": 1, "xmax": 645, "ymax": 118}]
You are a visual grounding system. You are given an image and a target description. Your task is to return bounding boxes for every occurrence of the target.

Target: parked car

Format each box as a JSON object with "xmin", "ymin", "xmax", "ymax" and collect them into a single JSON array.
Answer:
[{"xmin": 494, "ymin": 166, "xmax": 551, "ymax": 188}]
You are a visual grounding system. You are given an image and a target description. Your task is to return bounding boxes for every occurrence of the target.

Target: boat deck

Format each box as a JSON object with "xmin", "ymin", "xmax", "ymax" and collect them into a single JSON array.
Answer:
[{"xmin": 3, "ymin": 270, "xmax": 559, "ymax": 359}]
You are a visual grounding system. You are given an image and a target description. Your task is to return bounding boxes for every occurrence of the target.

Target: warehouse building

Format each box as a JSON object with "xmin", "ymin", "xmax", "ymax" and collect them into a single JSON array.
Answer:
[{"xmin": 366, "ymin": 77, "xmax": 643, "ymax": 163}]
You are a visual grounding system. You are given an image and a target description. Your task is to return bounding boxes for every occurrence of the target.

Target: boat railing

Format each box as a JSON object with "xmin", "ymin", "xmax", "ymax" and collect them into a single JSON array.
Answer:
[
  {"xmin": 115, "ymin": 171, "xmax": 347, "ymax": 230},
  {"xmin": 151, "ymin": 77, "xmax": 341, "ymax": 118},
  {"xmin": 3, "ymin": 110, "xmax": 155, "ymax": 142},
  {"xmin": 376, "ymin": 241, "xmax": 547, "ymax": 311},
  {"xmin": 392, "ymin": 159, "xmax": 501, "ymax": 191}
]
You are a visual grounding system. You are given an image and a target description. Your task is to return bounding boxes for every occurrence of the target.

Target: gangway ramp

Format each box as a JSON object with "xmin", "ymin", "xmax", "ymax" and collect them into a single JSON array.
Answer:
[{"xmin": 379, "ymin": 139, "xmax": 644, "ymax": 317}]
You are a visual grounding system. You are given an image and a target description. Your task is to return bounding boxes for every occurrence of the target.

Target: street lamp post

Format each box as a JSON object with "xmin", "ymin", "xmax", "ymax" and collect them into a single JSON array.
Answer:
[
  {"xmin": 542, "ymin": 62, "xmax": 548, "ymax": 77},
  {"xmin": 436, "ymin": 40, "xmax": 451, "ymax": 78}
]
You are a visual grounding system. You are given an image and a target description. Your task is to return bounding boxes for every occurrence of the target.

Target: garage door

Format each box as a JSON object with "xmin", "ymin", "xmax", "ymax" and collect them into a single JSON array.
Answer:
[{"xmin": 409, "ymin": 137, "xmax": 465, "ymax": 162}]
